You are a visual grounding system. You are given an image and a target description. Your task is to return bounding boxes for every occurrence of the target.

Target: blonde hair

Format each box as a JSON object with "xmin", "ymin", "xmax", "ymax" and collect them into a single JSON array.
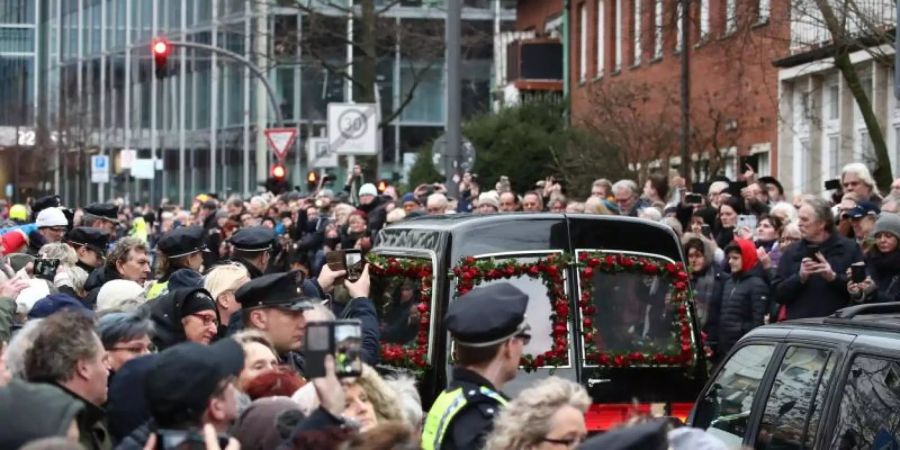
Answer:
[
  {"xmin": 584, "ymin": 196, "xmax": 613, "ymax": 215},
  {"xmin": 347, "ymin": 364, "xmax": 405, "ymax": 424},
  {"xmin": 386, "ymin": 208, "xmax": 407, "ymax": 224},
  {"xmin": 37, "ymin": 243, "xmax": 77, "ymax": 266},
  {"xmin": 203, "ymin": 263, "xmax": 250, "ymax": 301},
  {"xmin": 232, "ymin": 329, "xmax": 278, "ymax": 358},
  {"xmin": 485, "ymin": 377, "xmax": 590, "ymax": 450}
]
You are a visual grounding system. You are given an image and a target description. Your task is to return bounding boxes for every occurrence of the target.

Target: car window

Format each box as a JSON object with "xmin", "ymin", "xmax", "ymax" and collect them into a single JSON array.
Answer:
[
  {"xmin": 755, "ymin": 346, "xmax": 834, "ymax": 450},
  {"xmin": 830, "ymin": 355, "xmax": 900, "ymax": 449},
  {"xmin": 694, "ymin": 344, "xmax": 777, "ymax": 448}
]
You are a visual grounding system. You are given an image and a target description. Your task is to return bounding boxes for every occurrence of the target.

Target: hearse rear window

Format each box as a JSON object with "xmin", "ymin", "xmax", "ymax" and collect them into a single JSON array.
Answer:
[
  {"xmin": 367, "ymin": 254, "xmax": 434, "ymax": 370},
  {"xmin": 576, "ymin": 251, "xmax": 694, "ymax": 367}
]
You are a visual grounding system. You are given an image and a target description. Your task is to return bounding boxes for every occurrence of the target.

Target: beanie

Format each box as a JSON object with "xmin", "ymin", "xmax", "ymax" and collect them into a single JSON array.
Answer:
[
  {"xmin": 36, "ymin": 207, "xmax": 68, "ymax": 228},
  {"xmin": 180, "ymin": 290, "xmax": 217, "ymax": 316},
  {"xmin": 358, "ymin": 183, "xmax": 378, "ymax": 198},
  {"xmin": 873, "ymin": 213, "xmax": 900, "ymax": 241}
]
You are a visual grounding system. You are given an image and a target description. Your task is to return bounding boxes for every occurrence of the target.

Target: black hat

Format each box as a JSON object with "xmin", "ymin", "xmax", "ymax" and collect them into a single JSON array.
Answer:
[
  {"xmin": 32, "ymin": 195, "xmax": 62, "ymax": 215},
  {"xmin": 180, "ymin": 289, "xmax": 217, "ymax": 317},
  {"xmin": 445, "ymin": 282, "xmax": 529, "ymax": 347},
  {"xmin": 144, "ymin": 338, "xmax": 244, "ymax": 426},
  {"xmin": 84, "ymin": 202, "xmax": 120, "ymax": 223},
  {"xmin": 158, "ymin": 226, "xmax": 208, "ymax": 258},
  {"xmin": 66, "ymin": 227, "xmax": 109, "ymax": 255},
  {"xmin": 578, "ymin": 419, "xmax": 668, "ymax": 450},
  {"xmin": 235, "ymin": 271, "xmax": 315, "ymax": 311},
  {"xmin": 230, "ymin": 226, "xmax": 276, "ymax": 252}
]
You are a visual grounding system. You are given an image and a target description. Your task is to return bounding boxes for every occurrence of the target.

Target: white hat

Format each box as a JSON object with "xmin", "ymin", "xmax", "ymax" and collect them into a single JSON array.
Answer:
[
  {"xmin": 97, "ymin": 279, "xmax": 146, "ymax": 312},
  {"xmin": 477, "ymin": 192, "xmax": 500, "ymax": 210},
  {"xmin": 358, "ymin": 183, "xmax": 378, "ymax": 198},
  {"xmin": 15, "ymin": 279, "xmax": 51, "ymax": 313},
  {"xmin": 36, "ymin": 207, "xmax": 68, "ymax": 228}
]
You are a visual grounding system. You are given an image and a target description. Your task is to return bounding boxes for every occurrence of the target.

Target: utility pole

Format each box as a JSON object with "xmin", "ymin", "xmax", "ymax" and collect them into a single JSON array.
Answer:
[
  {"xmin": 679, "ymin": 0, "xmax": 691, "ymax": 183},
  {"xmin": 445, "ymin": 0, "xmax": 461, "ymax": 199}
]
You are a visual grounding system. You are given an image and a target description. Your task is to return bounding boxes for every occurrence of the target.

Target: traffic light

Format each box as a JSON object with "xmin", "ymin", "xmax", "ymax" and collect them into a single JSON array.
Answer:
[
  {"xmin": 152, "ymin": 37, "xmax": 171, "ymax": 79},
  {"xmin": 271, "ymin": 163, "xmax": 287, "ymax": 182},
  {"xmin": 265, "ymin": 163, "xmax": 288, "ymax": 194},
  {"xmin": 306, "ymin": 170, "xmax": 319, "ymax": 192}
]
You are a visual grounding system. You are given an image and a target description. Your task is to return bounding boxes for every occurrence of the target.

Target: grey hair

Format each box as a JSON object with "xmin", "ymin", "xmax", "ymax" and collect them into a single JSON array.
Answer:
[
  {"xmin": 611, "ymin": 179, "xmax": 638, "ymax": 197},
  {"xmin": 841, "ymin": 162, "xmax": 878, "ymax": 192},
  {"xmin": 385, "ymin": 374, "xmax": 424, "ymax": 430},
  {"xmin": 96, "ymin": 311, "xmax": 155, "ymax": 349},
  {"xmin": 802, "ymin": 196, "xmax": 836, "ymax": 234},
  {"xmin": 38, "ymin": 243, "xmax": 78, "ymax": 266},
  {"xmin": 485, "ymin": 377, "xmax": 591, "ymax": 450},
  {"xmin": 4, "ymin": 319, "xmax": 45, "ymax": 380},
  {"xmin": 25, "ymin": 311, "xmax": 102, "ymax": 384},
  {"xmin": 426, "ymin": 193, "xmax": 449, "ymax": 208},
  {"xmin": 709, "ymin": 181, "xmax": 730, "ymax": 195},
  {"xmin": 303, "ymin": 302, "xmax": 336, "ymax": 322},
  {"xmin": 770, "ymin": 201, "xmax": 798, "ymax": 224}
]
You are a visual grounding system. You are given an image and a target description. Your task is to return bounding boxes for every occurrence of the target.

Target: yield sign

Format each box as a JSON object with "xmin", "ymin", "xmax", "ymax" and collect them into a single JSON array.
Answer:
[{"xmin": 265, "ymin": 128, "xmax": 298, "ymax": 161}]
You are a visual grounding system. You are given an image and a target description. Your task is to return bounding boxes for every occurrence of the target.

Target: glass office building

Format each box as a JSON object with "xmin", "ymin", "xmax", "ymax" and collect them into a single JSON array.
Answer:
[{"xmin": 0, "ymin": 0, "xmax": 514, "ymax": 206}]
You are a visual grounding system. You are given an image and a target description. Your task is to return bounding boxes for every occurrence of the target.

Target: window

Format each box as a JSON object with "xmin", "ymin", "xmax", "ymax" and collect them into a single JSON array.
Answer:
[
  {"xmin": 756, "ymin": 346, "xmax": 834, "ymax": 450},
  {"xmin": 828, "ymin": 85, "xmax": 839, "ymax": 120},
  {"xmin": 700, "ymin": 0, "xmax": 710, "ymax": 38},
  {"xmin": 726, "ymin": 0, "xmax": 737, "ymax": 34},
  {"xmin": 579, "ymin": 3, "xmax": 587, "ymax": 82},
  {"xmin": 675, "ymin": 1, "xmax": 684, "ymax": 52},
  {"xmin": 694, "ymin": 344, "xmax": 777, "ymax": 448},
  {"xmin": 614, "ymin": 0, "xmax": 622, "ymax": 70},
  {"xmin": 758, "ymin": 0, "xmax": 770, "ymax": 23},
  {"xmin": 633, "ymin": 0, "xmax": 641, "ymax": 64},
  {"xmin": 859, "ymin": 131, "xmax": 875, "ymax": 170},
  {"xmin": 653, "ymin": 0, "xmax": 663, "ymax": 59},
  {"xmin": 597, "ymin": 0, "xmax": 605, "ymax": 75},
  {"xmin": 828, "ymin": 135, "xmax": 840, "ymax": 177},
  {"xmin": 831, "ymin": 355, "xmax": 900, "ymax": 448}
]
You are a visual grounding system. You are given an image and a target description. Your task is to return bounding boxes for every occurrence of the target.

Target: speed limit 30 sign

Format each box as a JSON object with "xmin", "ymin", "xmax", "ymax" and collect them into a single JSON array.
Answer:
[{"xmin": 327, "ymin": 103, "xmax": 379, "ymax": 156}]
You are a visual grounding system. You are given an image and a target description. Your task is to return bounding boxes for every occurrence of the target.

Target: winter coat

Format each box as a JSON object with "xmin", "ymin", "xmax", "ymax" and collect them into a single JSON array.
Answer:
[
  {"xmin": 710, "ymin": 239, "xmax": 769, "ymax": 356},
  {"xmin": 357, "ymin": 195, "xmax": 390, "ymax": 233},
  {"xmin": 43, "ymin": 383, "xmax": 113, "ymax": 450},
  {"xmin": 107, "ymin": 355, "xmax": 156, "ymax": 445},
  {"xmin": 681, "ymin": 233, "xmax": 724, "ymax": 331},
  {"xmin": 144, "ymin": 287, "xmax": 215, "ymax": 351},
  {"xmin": 865, "ymin": 249, "xmax": 900, "ymax": 303},
  {"xmin": 772, "ymin": 233, "xmax": 863, "ymax": 320},
  {"xmin": 0, "ymin": 380, "xmax": 85, "ymax": 449}
]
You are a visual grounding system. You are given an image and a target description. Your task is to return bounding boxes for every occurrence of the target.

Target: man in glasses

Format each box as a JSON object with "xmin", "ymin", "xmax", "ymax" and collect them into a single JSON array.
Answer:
[
  {"xmin": 27, "ymin": 207, "xmax": 70, "ymax": 256},
  {"xmin": 422, "ymin": 282, "xmax": 531, "ymax": 450}
]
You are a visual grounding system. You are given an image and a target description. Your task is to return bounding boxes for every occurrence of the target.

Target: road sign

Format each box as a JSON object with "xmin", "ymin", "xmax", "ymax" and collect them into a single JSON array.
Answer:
[
  {"xmin": 307, "ymin": 138, "xmax": 338, "ymax": 168},
  {"xmin": 265, "ymin": 128, "xmax": 298, "ymax": 161},
  {"xmin": 120, "ymin": 149, "xmax": 137, "ymax": 169},
  {"xmin": 132, "ymin": 159, "xmax": 155, "ymax": 180},
  {"xmin": 327, "ymin": 103, "xmax": 379, "ymax": 156},
  {"xmin": 91, "ymin": 155, "xmax": 110, "ymax": 184}
]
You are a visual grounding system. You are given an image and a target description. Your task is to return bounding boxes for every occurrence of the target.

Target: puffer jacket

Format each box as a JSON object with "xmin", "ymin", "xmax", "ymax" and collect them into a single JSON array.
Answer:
[{"xmin": 711, "ymin": 239, "xmax": 769, "ymax": 357}]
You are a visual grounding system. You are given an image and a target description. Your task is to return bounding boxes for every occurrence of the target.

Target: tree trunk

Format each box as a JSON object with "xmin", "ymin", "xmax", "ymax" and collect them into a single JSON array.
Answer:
[
  {"xmin": 814, "ymin": 0, "xmax": 894, "ymax": 192},
  {"xmin": 357, "ymin": 0, "xmax": 378, "ymax": 104}
]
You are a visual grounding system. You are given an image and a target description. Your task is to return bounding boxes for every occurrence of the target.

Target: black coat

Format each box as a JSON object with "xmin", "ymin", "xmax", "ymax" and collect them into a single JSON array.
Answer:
[
  {"xmin": 144, "ymin": 287, "xmax": 213, "ymax": 351},
  {"xmin": 710, "ymin": 265, "xmax": 769, "ymax": 356},
  {"xmin": 436, "ymin": 368, "xmax": 508, "ymax": 450},
  {"xmin": 773, "ymin": 233, "xmax": 863, "ymax": 320},
  {"xmin": 865, "ymin": 250, "xmax": 900, "ymax": 303}
]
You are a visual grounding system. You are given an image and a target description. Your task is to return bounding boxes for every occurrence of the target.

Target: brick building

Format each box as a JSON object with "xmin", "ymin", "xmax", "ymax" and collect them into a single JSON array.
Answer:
[{"xmin": 566, "ymin": 0, "xmax": 789, "ymax": 182}]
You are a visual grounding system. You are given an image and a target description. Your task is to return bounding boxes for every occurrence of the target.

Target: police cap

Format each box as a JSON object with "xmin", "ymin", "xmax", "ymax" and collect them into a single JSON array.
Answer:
[
  {"xmin": 445, "ymin": 282, "xmax": 529, "ymax": 347},
  {"xmin": 33, "ymin": 195, "xmax": 62, "ymax": 215},
  {"xmin": 235, "ymin": 271, "xmax": 315, "ymax": 311},
  {"xmin": 65, "ymin": 227, "xmax": 109, "ymax": 255},
  {"xmin": 157, "ymin": 226, "xmax": 209, "ymax": 258},
  {"xmin": 85, "ymin": 203, "xmax": 120, "ymax": 223},
  {"xmin": 230, "ymin": 226, "xmax": 276, "ymax": 252}
]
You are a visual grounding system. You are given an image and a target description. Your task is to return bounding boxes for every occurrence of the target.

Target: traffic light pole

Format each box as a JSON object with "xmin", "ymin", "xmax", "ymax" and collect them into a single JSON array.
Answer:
[{"xmin": 167, "ymin": 40, "xmax": 285, "ymax": 128}]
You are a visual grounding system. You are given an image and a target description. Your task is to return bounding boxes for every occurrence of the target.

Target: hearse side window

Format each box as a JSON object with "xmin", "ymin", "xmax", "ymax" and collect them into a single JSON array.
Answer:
[
  {"xmin": 694, "ymin": 344, "xmax": 776, "ymax": 448},
  {"xmin": 755, "ymin": 347, "xmax": 833, "ymax": 450},
  {"xmin": 368, "ymin": 256, "xmax": 434, "ymax": 357},
  {"xmin": 830, "ymin": 355, "xmax": 900, "ymax": 449}
]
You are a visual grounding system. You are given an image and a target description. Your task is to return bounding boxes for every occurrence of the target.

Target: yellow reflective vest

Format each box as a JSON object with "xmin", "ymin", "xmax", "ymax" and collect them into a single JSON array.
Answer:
[{"xmin": 421, "ymin": 385, "xmax": 508, "ymax": 450}]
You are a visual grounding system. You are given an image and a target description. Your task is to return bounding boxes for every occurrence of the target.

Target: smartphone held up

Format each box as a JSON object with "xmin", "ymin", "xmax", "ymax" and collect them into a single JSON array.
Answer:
[{"xmin": 304, "ymin": 320, "xmax": 363, "ymax": 379}]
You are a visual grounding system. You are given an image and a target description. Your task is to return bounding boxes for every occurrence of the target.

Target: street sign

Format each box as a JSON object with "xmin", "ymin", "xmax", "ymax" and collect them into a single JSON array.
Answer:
[
  {"xmin": 91, "ymin": 155, "xmax": 110, "ymax": 184},
  {"xmin": 307, "ymin": 138, "xmax": 338, "ymax": 168},
  {"xmin": 132, "ymin": 159, "xmax": 155, "ymax": 180},
  {"xmin": 265, "ymin": 128, "xmax": 298, "ymax": 161},
  {"xmin": 120, "ymin": 149, "xmax": 137, "ymax": 169},
  {"xmin": 327, "ymin": 103, "xmax": 379, "ymax": 155}
]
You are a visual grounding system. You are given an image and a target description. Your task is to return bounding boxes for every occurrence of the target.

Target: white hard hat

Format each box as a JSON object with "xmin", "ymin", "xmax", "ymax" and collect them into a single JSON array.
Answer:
[{"xmin": 36, "ymin": 207, "xmax": 68, "ymax": 228}]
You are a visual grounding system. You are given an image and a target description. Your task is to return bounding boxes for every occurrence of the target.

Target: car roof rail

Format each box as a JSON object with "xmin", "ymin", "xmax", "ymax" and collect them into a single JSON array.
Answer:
[{"xmin": 830, "ymin": 302, "xmax": 900, "ymax": 319}]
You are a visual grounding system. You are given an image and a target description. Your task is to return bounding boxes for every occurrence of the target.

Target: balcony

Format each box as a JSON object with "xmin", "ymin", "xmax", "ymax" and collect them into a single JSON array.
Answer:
[
  {"xmin": 789, "ymin": 0, "xmax": 896, "ymax": 54},
  {"xmin": 506, "ymin": 38, "xmax": 563, "ymax": 91}
]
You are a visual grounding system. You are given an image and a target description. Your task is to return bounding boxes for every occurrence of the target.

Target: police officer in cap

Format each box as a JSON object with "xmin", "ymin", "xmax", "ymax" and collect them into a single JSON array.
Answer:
[
  {"xmin": 146, "ymin": 226, "xmax": 208, "ymax": 300},
  {"xmin": 422, "ymin": 282, "xmax": 531, "ymax": 450},
  {"xmin": 226, "ymin": 226, "xmax": 276, "ymax": 279},
  {"xmin": 83, "ymin": 202, "xmax": 120, "ymax": 238},
  {"xmin": 65, "ymin": 227, "xmax": 109, "ymax": 274}
]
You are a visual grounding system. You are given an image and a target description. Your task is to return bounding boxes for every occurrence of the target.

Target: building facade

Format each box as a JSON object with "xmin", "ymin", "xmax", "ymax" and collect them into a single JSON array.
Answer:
[
  {"xmin": 567, "ymin": 0, "xmax": 788, "ymax": 182},
  {"xmin": 0, "ymin": 0, "xmax": 514, "ymax": 206}
]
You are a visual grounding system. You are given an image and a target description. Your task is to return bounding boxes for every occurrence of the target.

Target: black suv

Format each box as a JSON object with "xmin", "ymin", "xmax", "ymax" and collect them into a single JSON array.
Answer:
[{"xmin": 689, "ymin": 302, "xmax": 900, "ymax": 449}]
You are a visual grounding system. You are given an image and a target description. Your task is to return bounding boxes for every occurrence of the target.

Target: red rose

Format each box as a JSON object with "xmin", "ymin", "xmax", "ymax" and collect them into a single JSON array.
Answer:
[
  {"xmin": 417, "ymin": 335, "xmax": 427, "ymax": 345},
  {"xmin": 583, "ymin": 305, "xmax": 597, "ymax": 315},
  {"xmin": 629, "ymin": 352, "xmax": 645, "ymax": 362},
  {"xmin": 588, "ymin": 257, "xmax": 601, "ymax": 268},
  {"xmin": 597, "ymin": 353, "xmax": 611, "ymax": 365},
  {"xmin": 584, "ymin": 332, "xmax": 594, "ymax": 342},
  {"xmin": 643, "ymin": 264, "xmax": 658, "ymax": 275},
  {"xmin": 464, "ymin": 256, "xmax": 476, "ymax": 265},
  {"xmin": 665, "ymin": 262, "xmax": 677, "ymax": 274},
  {"xmin": 614, "ymin": 355, "xmax": 626, "ymax": 366},
  {"xmin": 420, "ymin": 317, "xmax": 430, "ymax": 325},
  {"xmin": 653, "ymin": 354, "xmax": 667, "ymax": 363},
  {"xmin": 605, "ymin": 255, "xmax": 616, "ymax": 266},
  {"xmin": 583, "ymin": 317, "xmax": 593, "ymax": 328},
  {"xmin": 534, "ymin": 355, "xmax": 546, "ymax": 366},
  {"xmin": 674, "ymin": 281, "xmax": 688, "ymax": 291},
  {"xmin": 677, "ymin": 304, "xmax": 687, "ymax": 315},
  {"xmin": 582, "ymin": 267, "xmax": 594, "ymax": 278},
  {"xmin": 676, "ymin": 271, "xmax": 689, "ymax": 282},
  {"xmin": 504, "ymin": 267, "xmax": 516, "ymax": 277},
  {"xmin": 462, "ymin": 271, "xmax": 473, "ymax": 281},
  {"xmin": 621, "ymin": 257, "xmax": 634, "ymax": 268},
  {"xmin": 555, "ymin": 344, "xmax": 567, "ymax": 354},
  {"xmin": 416, "ymin": 303, "xmax": 428, "ymax": 313},
  {"xmin": 553, "ymin": 324, "xmax": 567, "ymax": 336},
  {"xmin": 555, "ymin": 304, "xmax": 569, "ymax": 317},
  {"xmin": 546, "ymin": 266, "xmax": 559, "ymax": 277},
  {"xmin": 681, "ymin": 343, "xmax": 692, "ymax": 353},
  {"xmin": 528, "ymin": 266, "xmax": 541, "ymax": 276},
  {"xmin": 579, "ymin": 252, "xmax": 588, "ymax": 262},
  {"xmin": 555, "ymin": 337, "xmax": 567, "ymax": 347}
]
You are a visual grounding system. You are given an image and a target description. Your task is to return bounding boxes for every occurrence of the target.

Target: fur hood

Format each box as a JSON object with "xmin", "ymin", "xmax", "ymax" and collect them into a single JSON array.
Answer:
[{"xmin": 682, "ymin": 232, "xmax": 717, "ymax": 269}]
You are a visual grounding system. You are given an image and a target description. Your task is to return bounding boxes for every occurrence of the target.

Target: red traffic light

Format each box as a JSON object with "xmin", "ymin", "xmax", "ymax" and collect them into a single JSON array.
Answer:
[
  {"xmin": 271, "ymin": 163, "xmax": 286, "ymax": 181},
  {"xmin": 152, "ymin": 39, "xmax": 169, "ymax": 55},
  {"xmin": 152, "ymin": 37, "xmax": 171, "ymax": 79}
]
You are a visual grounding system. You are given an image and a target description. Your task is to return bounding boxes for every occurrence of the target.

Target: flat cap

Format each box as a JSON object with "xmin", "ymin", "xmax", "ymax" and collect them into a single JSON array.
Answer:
[
  {"xmin": 157, "ymin": 226, "xmax": 208, "ymax": 258},
  {"xmin": 445, "ymin": 282, "xmax": 529, "ymax": 347},
  {"xmin": 230, "ymin": 226, "xmax": 276, "ymax": 252},
  {"xmin": 85, "ymin": 202, "xmax": 120, "ymax": 222},
  {"xmin": 66, "ymin": 227, "xmax": 109, "ymax": 255},
  {"xmin": 235, "ymin": 271, "xmax": 315, "ymax": 311}
]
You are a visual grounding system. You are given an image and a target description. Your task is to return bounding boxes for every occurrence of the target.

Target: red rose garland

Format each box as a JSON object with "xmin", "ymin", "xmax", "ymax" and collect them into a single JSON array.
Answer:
[
  {"xmin": 452, "ymin": 255, "xmax": 570, "ymax": 372},
  {"xmin": 577, "ymin": 252, "xmax": 696, "ymax": 368},
  {"xmin": 367, "ymin": 255, "xmax": 433, "ymax": 369}
]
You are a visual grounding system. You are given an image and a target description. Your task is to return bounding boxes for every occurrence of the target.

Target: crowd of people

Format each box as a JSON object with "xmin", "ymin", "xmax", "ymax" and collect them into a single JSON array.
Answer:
[{"xmin": 0, "ymin": 161, "xmax": 898, "ymax": 449}]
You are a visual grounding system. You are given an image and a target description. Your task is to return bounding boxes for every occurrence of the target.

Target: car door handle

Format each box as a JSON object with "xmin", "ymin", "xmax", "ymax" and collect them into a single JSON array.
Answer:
[{"xmin": 586, "ymin": 378, "xmax": 612, "ymax": 388}]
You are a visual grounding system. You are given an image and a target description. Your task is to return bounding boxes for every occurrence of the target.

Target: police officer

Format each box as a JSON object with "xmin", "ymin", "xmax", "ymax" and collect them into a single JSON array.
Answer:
[
  {"xmin": 83, "ymin": 202, "xmax": 120, "ymax": 238},
  {"xmin": 422, "ymin": 282, "xmax": 531, "ymax": 450},
  {"xmin": 65, "ymin": 227, "xmax": 109, "ymax": 273},
  {"xmin": 227, "ymin": 226, "xmax": 276, "ymax": 279},
  {"xmin": 146, "ymin": 226, "xmax": 208, "ymax": 300}
]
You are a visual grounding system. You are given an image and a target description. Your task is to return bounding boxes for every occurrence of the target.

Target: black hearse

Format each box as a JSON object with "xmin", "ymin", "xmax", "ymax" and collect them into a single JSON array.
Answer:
[{"xmin": 368, "ymin": 213, "xmax": 707, "ymax": 431}]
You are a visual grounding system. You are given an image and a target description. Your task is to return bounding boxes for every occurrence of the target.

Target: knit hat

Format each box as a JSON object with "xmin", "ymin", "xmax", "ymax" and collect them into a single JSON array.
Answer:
[
  {"xmin": 477, "ymin": 192, "xmax": 499, "ymax": 210},
  {"xmin": 358, "ymin": 183, "xmax": 378, "ymax": 198},
  {"xmin": 874, "ymin": 213, "xmax": 900, "ymax": 240},
  {"xmin": 97, "ymin": 279, "xmax": 146, "ymax": 312},
  {"xmin": 35, "ymin": 207, "xmax": 68, "ymax": 228},
  {"xmin": 401, "ymin": 193, "xmax": 419, "ymax": 205},
  {"xmin": 180, "ymin": 289, "xmax": 217, "ymax": 316}
]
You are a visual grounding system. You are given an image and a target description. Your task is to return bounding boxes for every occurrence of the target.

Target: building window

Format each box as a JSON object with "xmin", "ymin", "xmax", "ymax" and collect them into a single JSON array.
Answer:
[
  {"xmin": 828, "ymin": 85, "xmax": 839, "ymax": 120},
  {"xmin": 700, "ymin": 0, "xmax": 710, "ymax": 39},
  {"xmin": 860, "ymin": 130, "xmax": 875, "ymax": 170},
  {"xmin": 579, "ymin": 3, "xmax": 587, "ymax": 82},
  {"xmin": 828, "ymin": 135, "xmax": 839, "ymax": 177},
  {"xmin": 597, "ymin": 0, "xmax": 605, "ymax": 75},
  {"xmin": 653, "ymin": 0, "xmax": 663, "ymax": 59},
  {"xmin": 725, "ymin": 0, "xmax": 737, "ymax": 34},
  {"xmin": 614, "ymin": 0, "xmax": 622, "ymax": 70},
  {"xmin": 633, "ymin": 0, "xmax": 641, "ymax": 64},
  {"xmin": 758, "ymin": 0, "xmax": 770, "ymax": 23},
  {"xmin": 675, "ymin": 1, "xmax": 683, "ymax": 52}
]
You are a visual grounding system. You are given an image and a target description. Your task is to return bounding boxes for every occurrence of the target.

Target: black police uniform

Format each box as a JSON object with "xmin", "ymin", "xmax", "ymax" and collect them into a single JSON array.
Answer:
[
  {"xmin": 421, "ymin": 283, "xmax": 530, "ymax": 450},
  {"xmin": 147, "ymin": 226, "xmax": 208, "ymax": 300},
  {"xmin": 235, "ymin": 271, "xmax": 316, "ymax": 373},
  {"xmin": 225, "ymin": 226, "xmax": 276, "ymax": 279},
  {"xmin": 66, "ymin": 227, "xmax": 110, "ymax": 273}
]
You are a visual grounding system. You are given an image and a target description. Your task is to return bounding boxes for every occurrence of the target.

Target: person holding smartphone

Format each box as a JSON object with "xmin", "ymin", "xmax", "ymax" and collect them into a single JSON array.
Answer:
[{"xmin": 848, "ymin": 214, "xmax": 900, "ymax": 303}]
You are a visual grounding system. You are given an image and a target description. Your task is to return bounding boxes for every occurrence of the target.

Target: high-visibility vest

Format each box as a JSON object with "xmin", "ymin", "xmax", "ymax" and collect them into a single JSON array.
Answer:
[
  {"xmin": 421, "ymin": 386, "xmax": 508, "ymax": 450},
  {"xmin": 145, "ymin": 280, "xmax": 168, "ymax": 300}
]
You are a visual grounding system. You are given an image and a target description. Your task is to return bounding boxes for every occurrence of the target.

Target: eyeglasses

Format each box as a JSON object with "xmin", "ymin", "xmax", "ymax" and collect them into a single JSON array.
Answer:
[
  {"xmin": 48, "ymin": 227, "xmax": 67, "ymax": 233},
  {"xmin": 190, "ymin": 314, "xmax": 219, "ymax": 327},
  {"xmin": 109, "ymin": 344, "xmax": 155, "ymax": 354},
  {"xmin": 541, "ymin": 436, "xmax": 585, "ymax": 447}
]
